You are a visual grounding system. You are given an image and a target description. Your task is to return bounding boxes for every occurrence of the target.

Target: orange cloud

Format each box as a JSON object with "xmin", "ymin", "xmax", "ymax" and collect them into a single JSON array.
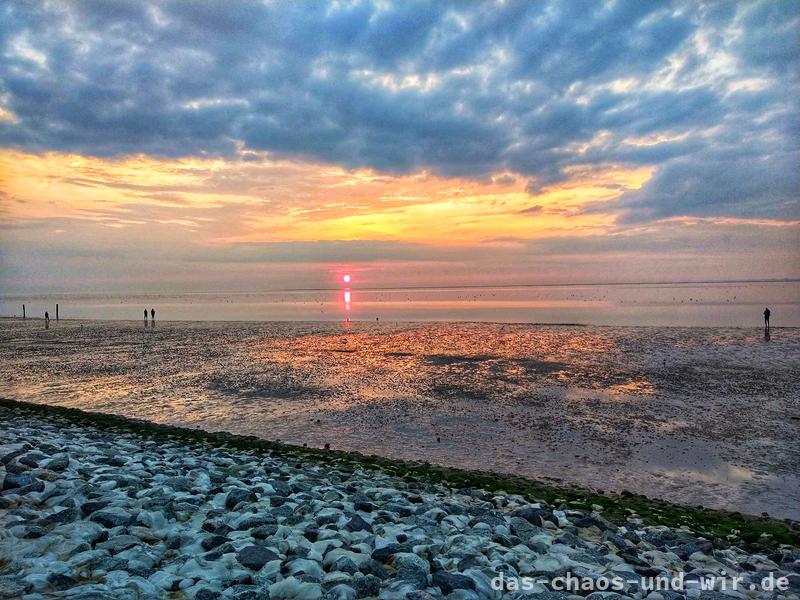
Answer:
[{"xmin": 0, "ymin": 149, "xmax": 654, "ymax": 245}]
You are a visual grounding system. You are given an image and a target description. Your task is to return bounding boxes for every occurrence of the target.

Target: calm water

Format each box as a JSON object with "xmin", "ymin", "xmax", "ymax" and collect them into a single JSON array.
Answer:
[
  {"xmin": 1, "ymin": 280, "xmax": 799, "ymax": 326},
  {"xmin": 1, "ymin": 318, "xmax": 798, "ymax": 518}
]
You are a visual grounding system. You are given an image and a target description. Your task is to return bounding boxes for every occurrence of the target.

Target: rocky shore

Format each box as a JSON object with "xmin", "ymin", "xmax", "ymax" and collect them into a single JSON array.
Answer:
[{"xmin": 1, "ymin": 406, "xmax": 798, "ymax": 600}]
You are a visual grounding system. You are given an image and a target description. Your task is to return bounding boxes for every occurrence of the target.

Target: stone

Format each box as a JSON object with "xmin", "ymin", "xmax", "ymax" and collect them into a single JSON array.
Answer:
[
  {"xmin": 286, "ymin": 558, "xmax": 324, "ymax": 582},
  {"xmin": 230, "ymin": 585, "xmax": 270, "ymax": 600},
  {"xmin": 0, "ymin": 445, "xmax": 29, "ymax": 464},
  {"xmin": 237, "ymin": 545, "xmax": 281, "ymax": 571},
  {"xmin": 47, "ymin": 573, "xmax": 77, "ymax": 591},
  {"xmin": 2, "ymin": 471, "xmax": 39, "ymax": 491},
  {"xmin": 353, "ymin": 499, "xmax": 374, "ymax": 512},
  {"xmin": 585, "ymin": 594, "xmax": 625, "ymax": 600},
  {"xmin": 166, "ymin": 476, "xmax": 193, "ymax": 492},
  {"xmin": 432, "ymin": 572, "xmax": 475, "ymax": 594},
  {"xmin": 391, "ymin": 553, "xmax": 430, "ymax": 588},
  {"xmin": 512, "ymin": 507, "xmax": 547, "ymax": 526},
  {"xmin": 43, "ymin": 453, "xmax": 70, "ymax": 472},
  {"xmin": 89, "ymin": 507, "xmax": 134, "ymax": 528},
  {"xmin": 359, "ymin": 558, "xmax": 389, "ymax": 580},
  {"xmin": 324, "ymin": 583, "xmax": 358, "ymax": 600},
  {"xmin": 0, "ymin": 577, "xmax": 28, "ymax": 599},
  {"xmin": 351, "ymin": 574, "xmax": 381, "ymax": 598},
  {"xmin": 329, "ymin": 556, "xmax": 359, "ymax": 575},
  {"xmin": 80, "ymin": 500, "xmax": 110, "ymax": 517},
  {"xmin": 371, "ymin": 543, "xmax": 412, "ymax": 563},
  {"xmin": 226, "ymin": 487, "xmax": 258, "ymax": 510},
  {"xmin": 45, "ymin": 507, "xmax": 78, "ymax": 524},
  {"xmin": 345, "ymin": 514, "xmax": 372, "ymax": 532},
  {"xmin": 21, "ymin": 525, "xmax": 49, "ymax": 539},
  {"xmin": 165, "ymin": 533, "xmax": 184, "ymax": 549},
  {"xmin": 405, "ymin": 592, "xmax": 437, "ymax": 600},
  {"xmin": 269, "ymin": 576, "xmax": 323, "ymax": 600},
  {"xmin": 201, "ymin": 535, "xmax": 230, "ymax": 550},
  {"xmin": 149, "ymin": 570, "xmax": 180, "ymax": 591},
  {"xmin": 234, "ymin": 513, "xmax": 277, "ymax": 530},
  {"xmin": 97, "ymin": 535, "xmax": 140, "ymax": 553},
  {"xmin": 509, "ymin": 516, "xmax": 543, "ymax": 542},
  {"xmin": 18, "ymin": 454, "xmax": 41, "ymax": 468}
]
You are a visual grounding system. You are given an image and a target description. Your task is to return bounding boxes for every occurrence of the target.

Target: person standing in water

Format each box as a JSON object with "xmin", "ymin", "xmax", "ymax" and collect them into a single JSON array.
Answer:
[
  {"xmin": 144, "ymin": 309, "xmax": 148, "ymax": 326},
  {"xmin": 45, "ymin": 311, "xmax": 50, "ymax": 329},
  {"xmin": 150, "ymin": 308, "xmax": 156, "ymax": 328},
  {"xmin": 764, "ymin": 307, "xmax": 771, "ymax": 329}
]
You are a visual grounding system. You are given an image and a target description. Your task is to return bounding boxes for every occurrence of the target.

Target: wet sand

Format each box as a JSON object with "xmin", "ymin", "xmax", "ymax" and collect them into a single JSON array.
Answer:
[{"xmin": 0, "ymin": 319, "xmax": 798, "ymax": 519}]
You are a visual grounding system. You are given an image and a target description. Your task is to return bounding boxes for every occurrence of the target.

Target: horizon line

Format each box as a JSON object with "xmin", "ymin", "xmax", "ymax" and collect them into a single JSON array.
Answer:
[{"xmin": 1, "ymin": 277, "xmax": 798, "ymax": 299}]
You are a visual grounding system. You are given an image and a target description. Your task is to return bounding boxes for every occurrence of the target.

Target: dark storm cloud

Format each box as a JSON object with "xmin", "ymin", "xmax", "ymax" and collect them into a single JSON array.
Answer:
[{"xmin": 0, "ymin": 0, "xmax": 798, "ymax": 221}]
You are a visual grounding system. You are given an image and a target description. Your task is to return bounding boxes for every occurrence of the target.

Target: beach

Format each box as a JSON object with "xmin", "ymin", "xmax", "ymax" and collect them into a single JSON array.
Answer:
[
  {"xmin": 2, "ymin": 1, "xmax": 799, "ymax": 598},
  {"xmin": 1, "ymin": 319, "xmax": 797, "ymax": 520}
]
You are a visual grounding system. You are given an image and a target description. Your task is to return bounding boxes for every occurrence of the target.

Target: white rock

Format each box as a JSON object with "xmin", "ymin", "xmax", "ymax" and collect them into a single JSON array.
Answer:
[
  {"xmin": 149, "ymin": 570, "xmax": 177, "ymax": 590},
  {"xmin": 268, "ymin": 576, "xmax": 323, "ymax": 600},
  {"xmin": 533, "ymin": 556, "xmax": 563, "ymax": 572},
  {"xmin": 179, "ymin": 578, "xmax": 195, "ymax": 590},
  {"xmin": 285, "ymin": 558, "xmax": 324, "ymax": 581},
  {"xmin": 23, "ymin": 573, "xmax": 50, "ymax": 592}
]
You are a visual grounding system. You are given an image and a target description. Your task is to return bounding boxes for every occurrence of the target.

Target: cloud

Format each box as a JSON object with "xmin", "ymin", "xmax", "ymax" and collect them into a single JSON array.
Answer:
[
  {"xmin": 2, "ymin": 215, "xmax": 797, "ymax": 293},
  {"xmin": 616, "ymin": 149, "xmax": 800, "ymax": 223},
  {"xmin": 518, "ymin": 205, "xmax": 544, "ymax": 216},
  {"xmin": 492, "ymin": 174, "xmax": 516, "ymax": 186},
  {"xmin": 0, "ymin": 0, "xmax": 797, "ymax": 223}
]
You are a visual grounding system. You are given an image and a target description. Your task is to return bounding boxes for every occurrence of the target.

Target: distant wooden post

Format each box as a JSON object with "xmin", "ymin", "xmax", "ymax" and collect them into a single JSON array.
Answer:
[
  {"xmin": 56, "ymin": 303, "xmax": 59, "ymax": 320},
  {"xmin": 22, "ymin": 304, "xmax": 26, "ymax": 320}
]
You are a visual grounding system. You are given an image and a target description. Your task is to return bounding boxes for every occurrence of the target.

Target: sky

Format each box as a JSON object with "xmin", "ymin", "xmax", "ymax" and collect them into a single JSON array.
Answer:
[{"xmin": 0, "ymin": 0, "xmax": 798, "ymax": 293}]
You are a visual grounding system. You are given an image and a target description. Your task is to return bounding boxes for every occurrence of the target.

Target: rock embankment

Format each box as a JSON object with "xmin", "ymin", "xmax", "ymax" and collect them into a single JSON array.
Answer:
[{"xmin": 1, "ymin": 410, "xmax": 798, "ymax": 600}]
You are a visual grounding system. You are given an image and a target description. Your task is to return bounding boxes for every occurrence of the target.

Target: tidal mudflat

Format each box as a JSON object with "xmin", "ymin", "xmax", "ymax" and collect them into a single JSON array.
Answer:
[{"xmin": 1, "ymin": 320, "xmax": 797, "ymax": 520}]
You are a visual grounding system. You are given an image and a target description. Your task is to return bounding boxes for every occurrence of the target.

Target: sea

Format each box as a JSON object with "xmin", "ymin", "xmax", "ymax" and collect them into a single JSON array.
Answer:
[{"xmin": 2, "ymin": 280, "xmax": 799, "ymax": 326}]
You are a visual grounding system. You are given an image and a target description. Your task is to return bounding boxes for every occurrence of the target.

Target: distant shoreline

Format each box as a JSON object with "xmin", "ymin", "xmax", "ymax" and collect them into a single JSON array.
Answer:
[
  {"xmin": 2, "ymin": 316, "xmax": 800, "ymax": 329},
  {"xmin": 1, "ymin": 277, "xmax": 799, "ymax": 299}
]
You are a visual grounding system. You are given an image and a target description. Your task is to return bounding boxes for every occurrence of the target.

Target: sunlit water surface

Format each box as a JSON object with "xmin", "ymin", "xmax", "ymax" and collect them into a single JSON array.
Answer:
[
  {"xmin": 2, "ymin": 280, "xmax": 799, "ymax": 326},
  {"xmin": 1, "ymin": 317, "xmax": 798, "ymax": 519}
]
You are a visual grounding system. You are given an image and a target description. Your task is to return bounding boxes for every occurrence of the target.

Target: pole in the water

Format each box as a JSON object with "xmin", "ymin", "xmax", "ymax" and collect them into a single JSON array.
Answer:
[
  {"xmin": 22, "ymin": 304, "xmax": 26, "ymax": 320},
  {"xmin": 56, "ymin": 303, "xmax": 59, "ymax": 320}
]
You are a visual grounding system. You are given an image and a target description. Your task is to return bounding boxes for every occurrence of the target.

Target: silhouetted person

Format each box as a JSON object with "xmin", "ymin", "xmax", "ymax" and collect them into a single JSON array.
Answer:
[
  {"xmin": 44, "ymin": 311, "xmax": 50, "ymax": 330},
  {"xmin": 144, "ymin": 309, "xmax": 148, "ymax": 326},
  {"xmin": 764, "ymin": 307, "xmax": 771, "ymax": 329},
  {"xmin": 150, "ymin": 308, "xmax": 155, "ymax": 328}
]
